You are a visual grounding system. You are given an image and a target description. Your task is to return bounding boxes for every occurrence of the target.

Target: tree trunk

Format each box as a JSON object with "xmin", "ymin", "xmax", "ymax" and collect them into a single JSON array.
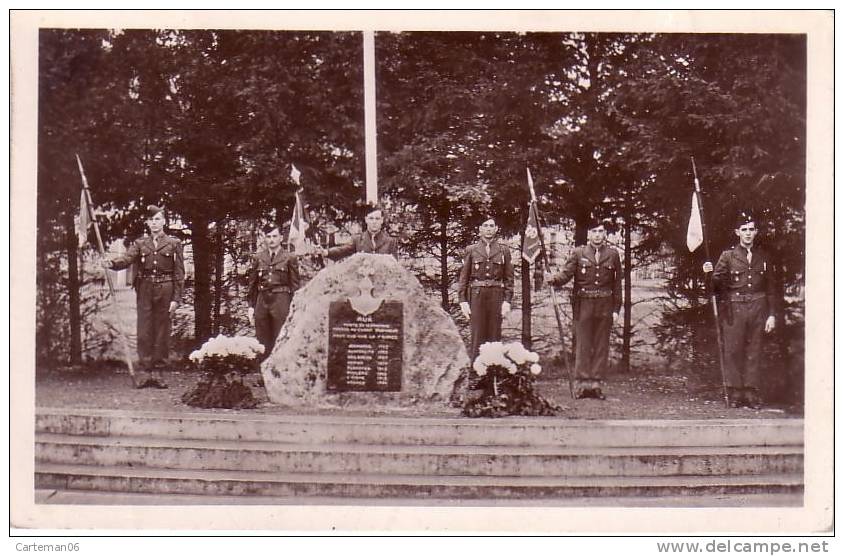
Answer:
[
  {"xmin": 573, "ymin": 203, "xmax": 591, "ymax": 246},
  {"xmin": 621, "ymin": 209, "xmax": 633, "ymax": 373},
  {"xmin": 192, "ymin": 216, "xmax": 213, "ymax": 343},
  {"xmin": 65, "ymin": 211, "xmax": 83, "ymax": 365},
  {"xmin": 212, "ymin": 221, "xmax": 224, "ymax": 335},
  {"xmin": 520, "ymin": 233, "xmax": 532, "ymax": 349},
  {"xmin": 438, "ymin": 208, "xmax": 449, "ymax": 310}
]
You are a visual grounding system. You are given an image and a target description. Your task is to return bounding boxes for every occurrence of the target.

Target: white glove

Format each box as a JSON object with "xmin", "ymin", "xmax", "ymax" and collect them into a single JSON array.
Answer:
[
  {"xmin": 501, "ymin": 301, "xmax": 511, "ymax": 317},
  {"xmin": 460, "ymin": 302, "xmax": 471, "ymax": 319},
  {"xmin": 702, "ymin": 261, "xmax": 714, "ymax": 273},
  {"xmin": 101, "ymin": 258, "xmax": 114, "ymax": 270},
  {"xmin": 248, "ymin": 307, "xmax": 255, "ymax": 326},
  {"xmin": 169, "ymin": 301, "xmax": 178, "ymax": 314},
  {"xmin": 765, "ymin": 315, "xmax": 775, "ymax": 333}
]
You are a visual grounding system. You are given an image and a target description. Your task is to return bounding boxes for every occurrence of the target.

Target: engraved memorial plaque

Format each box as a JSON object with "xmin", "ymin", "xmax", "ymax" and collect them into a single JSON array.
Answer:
[{"xmin": 327, "ymin": 300, "xmax": 403, "ymax": 392}]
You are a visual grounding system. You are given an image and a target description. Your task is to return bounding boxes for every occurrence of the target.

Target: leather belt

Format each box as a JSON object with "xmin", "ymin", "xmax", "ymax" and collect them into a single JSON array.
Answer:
[
  {"xmin": 260, "ymin": 286, "xmax": 291, "ymax": 294},
  {"xmin": 728, "ymin": 291, "xmax": 766, "ymax": 303},
  {"xmin": 140, "ymin": 273, "xmax": 174, "ymax": 283},
  {"xmin": 577, "ymin": 288, "xmax": 612, "ymax": 298},
  {"xmin": 471, "ymin": 280, "xmax": 504, "ymax": 288}
]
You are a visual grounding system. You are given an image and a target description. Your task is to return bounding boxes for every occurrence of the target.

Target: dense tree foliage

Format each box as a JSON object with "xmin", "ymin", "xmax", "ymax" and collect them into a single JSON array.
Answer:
[{"xmin": 38, "ymin": 29, "xmax": 364, "ymax": 349}]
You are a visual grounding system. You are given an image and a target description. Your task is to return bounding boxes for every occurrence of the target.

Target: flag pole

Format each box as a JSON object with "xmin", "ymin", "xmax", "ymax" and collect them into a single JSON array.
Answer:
[
  {"xmin": 527, "ymin": 169, "xmax": 575, "ymax": 399},
  {"xmin": 691, "ymin": 157, "xmax": 729, "ymax": 408},
  {"xmin": 363, "ymin": 30, "xmax": 378, "ymax": 205},
  {"xmin": 76, "ymin": 154, "xmax": 138, "ymax": 387}
]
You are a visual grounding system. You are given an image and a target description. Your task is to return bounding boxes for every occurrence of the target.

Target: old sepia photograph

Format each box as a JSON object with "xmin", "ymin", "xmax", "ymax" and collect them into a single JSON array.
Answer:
[{"xmin": 10, "ymin": 10, "xmax": 834, "ymax": 534}]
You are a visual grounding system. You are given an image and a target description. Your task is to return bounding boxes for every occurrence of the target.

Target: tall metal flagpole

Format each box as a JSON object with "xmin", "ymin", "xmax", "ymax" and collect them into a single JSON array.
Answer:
[
  {"xmin": 691, "ymin": 157, "xmax": 729, "ymax": 407},
  {"xmin": 363, "ymin": 31, "xmax": 378, "ymax": 205},
  {"xmin": 527, "ymin": 169, "xmax": 575, "ymax": 399},
  {"xmin": 76, "ymin": 154, "xmax": 138, "ymax": 388}
]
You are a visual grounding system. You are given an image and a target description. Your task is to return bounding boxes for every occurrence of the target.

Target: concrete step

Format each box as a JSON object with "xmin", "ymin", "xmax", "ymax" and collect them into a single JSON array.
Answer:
[
  {"xmin": 35, "ymin": 462, "xmax": 804, "ymax": 500},
  {"xmin": 35, "ymin": 408, "xmax": 805, "ymax": 448},
  {"xmin": 34, "ymin": 488, "xmax": 805, "ymax": 507},
  {"xmin": 35, "ymin": 433, "xmax": 803, "ymax": 477}
]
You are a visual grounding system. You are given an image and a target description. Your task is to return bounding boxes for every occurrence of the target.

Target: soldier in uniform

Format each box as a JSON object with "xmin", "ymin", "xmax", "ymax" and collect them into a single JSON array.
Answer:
[
  {"xmin": 247, "ymin": 224, "xmax": 301, "ymax": 360},
  {"xmin": 104, "ymin": 205, "xmax": 185, "ymax": 388},
  {"xmin": 319, "ymin": 205, "xmax": 398, "ymax": 260},
  {"xmin": 703, "ymin": 210, "xmax": 778, "ymax": 409},
  {"xmin": 546, "ymin": 217, "xmax": 622, "ymax": 399},
  {"xmin": 457, "ymin": 217, "xmax": 515, "ymax": 362}
]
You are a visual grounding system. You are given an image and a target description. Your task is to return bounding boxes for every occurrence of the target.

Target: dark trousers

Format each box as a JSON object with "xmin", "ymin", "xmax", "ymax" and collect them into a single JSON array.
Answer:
[
  {"xmin": 722, "ymin": 298, "xmax": 766, "ymax": 391},
  {"xmin": 255, "ymin": 291, "xmax": 292, "ymax": 359},
  {"xmin": 136, "ymin": 280, "xmax": 174, "ymax": 369},
  {"xmin": 468, "ymin": 286, "xmax": 504, "ymax": 361},
  {"xmin": 574, "ymin": 296, "xmax": 613, "ymax": 381}
]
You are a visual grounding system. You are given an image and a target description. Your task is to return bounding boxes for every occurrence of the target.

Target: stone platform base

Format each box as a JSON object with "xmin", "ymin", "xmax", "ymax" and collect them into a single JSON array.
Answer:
[{"xmin": 34, "ymin": 407, "xmax": 803, "ymax": 505}]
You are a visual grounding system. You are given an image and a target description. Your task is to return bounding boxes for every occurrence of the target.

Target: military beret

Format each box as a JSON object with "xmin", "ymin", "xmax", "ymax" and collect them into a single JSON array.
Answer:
[
  {"xmin": 586, "ymin": 210, "xmax": 612, "ymax": 231},
  {"xmin": 365, "ymin": 203, "xmax": 385, "ymax": 216},
  {"xmin": 735, "ymin": 210, "xmax": 756, "ymax": 228},
  {"xmin": 261, "ymin": 223, "xmax": 283, "ymax": 235}
]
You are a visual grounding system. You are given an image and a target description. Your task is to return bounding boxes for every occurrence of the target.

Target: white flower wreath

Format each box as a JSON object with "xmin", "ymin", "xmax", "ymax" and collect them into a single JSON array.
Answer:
[
  {"xmin": 472, "ymin": 341, "xmax": 541, "ymax": 377},
  {"xmin": 189, "ymin": 334, "xmax": 265, "ymax": 365}
]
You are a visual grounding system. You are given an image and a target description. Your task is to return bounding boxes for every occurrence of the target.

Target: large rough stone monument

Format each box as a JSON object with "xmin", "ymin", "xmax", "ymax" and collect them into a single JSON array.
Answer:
[{"xmin": 262, "ymin": 253, "xmax": 468, "ymax": 407}]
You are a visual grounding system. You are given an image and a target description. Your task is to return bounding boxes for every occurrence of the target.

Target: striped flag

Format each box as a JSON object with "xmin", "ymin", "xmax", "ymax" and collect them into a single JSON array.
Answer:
[
  {"xmin": 686, "ymin": 192, "xmax": 704, "ymax": 252},
  {"xmin": 287, "ymin": 189, "xmax": 310, "ymax": 255}
]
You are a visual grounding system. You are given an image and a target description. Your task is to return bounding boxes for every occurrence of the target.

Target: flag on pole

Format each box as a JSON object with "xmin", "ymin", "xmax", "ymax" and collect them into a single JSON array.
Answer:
[
  {"xmin": 522, "ymin": 201, "xmax": 542, "ymax": 264},
  {"xmin": 290, "ymin": 164, "xmax": 301, "ymax": 186},
  {"xmin": 75, "ymin": 188, "xmax": 91, "ymax": 248},
  {"xmin": 287, "ymin": 189, "xmax": 310, "ymax": 255},
  {"xmin": 686, "ymin": 192, "xmax": 704, "ymax": 252},
  {"xmin": 523, "ymin": 167, "xmax": 542, "ymax": 263},
  {"xmin": 526, "ymin": 167, "xmax": 537, "ymax": 200}
]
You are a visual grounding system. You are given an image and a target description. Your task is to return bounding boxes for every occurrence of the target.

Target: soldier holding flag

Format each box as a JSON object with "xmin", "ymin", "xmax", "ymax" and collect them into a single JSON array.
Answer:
[
  {"xmin": 245, "ymin": 164, "xmax": 307, "ymax": 360},
  {"xmin": 103, "ymin": 205, "xmax": 185, "ymax": 389},
  {"xmin": 318, "ymin": 204, "xmax": 398, "ymax": 260},
  {"xmin": 703, "ymin": 211, "xmax": 779, "ymax": 409},
  {"xmin": 545, "ymin": 214, "xmax": 622, "ymax": 400}
]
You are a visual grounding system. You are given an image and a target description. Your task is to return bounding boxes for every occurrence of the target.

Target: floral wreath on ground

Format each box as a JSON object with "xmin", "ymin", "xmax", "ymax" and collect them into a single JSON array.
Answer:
[
  {"xmin": 462, "ymin": 341, "xmax": 561, "ymax": 418},
  {"xmin": 181, "ymin": 334, "xmax": 265, "ymax": 409}
]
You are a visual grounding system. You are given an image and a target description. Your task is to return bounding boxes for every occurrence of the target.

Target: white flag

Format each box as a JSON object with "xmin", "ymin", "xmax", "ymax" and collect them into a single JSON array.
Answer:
[
  {"xmin": 290, "ymin": 164, "xmax": 301, "ymax": 186},
  {"xmin": 75, "ymin": 155, "xmax": 92, "ymax": 248},
  {"xmin": 686, "ymin": 192, "xmax": 704, "ymax": 252},
  {"xmin": 526, "ymin": 167, "xmax": 537, "ymax": 200}
]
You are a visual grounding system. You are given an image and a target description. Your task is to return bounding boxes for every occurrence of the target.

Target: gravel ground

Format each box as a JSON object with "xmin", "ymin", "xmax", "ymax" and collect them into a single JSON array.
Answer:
[{"xmin": 35, "ymin": 363, "xmax": 803, "ymax": 420}]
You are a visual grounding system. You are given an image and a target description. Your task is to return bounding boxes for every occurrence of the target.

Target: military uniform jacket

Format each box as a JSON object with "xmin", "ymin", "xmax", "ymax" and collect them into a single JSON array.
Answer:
[
  {"xmin": 326, "ymin": 230, "xmax": 398, "ymax": 260},
  {"xmin": 111, "ymin": 234, "xmax": 185, "ymax": 303},
  {"xmin": 712, "ymin": 244, "xmax": 778, "ymax": 316},
  {"xmin": 457, "ymin": 240, "xmax": 515, "ymax": 303},
  {"xmin": 247, "ymin": 249, "xmax": 300, "ymax": 308},
  {"xmin": 550, "ymin": 244, "xmax": 623, "ymax": 314}
]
